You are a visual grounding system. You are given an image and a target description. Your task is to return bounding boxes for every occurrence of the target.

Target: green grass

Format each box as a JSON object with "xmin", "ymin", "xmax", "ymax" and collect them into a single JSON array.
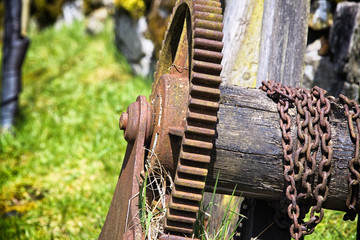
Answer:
[
  {"xmin": 0, "ymin": 18, "xmax": 357, "ymax": 240},
  {"xmin": 194, "ymin": 173, "xmax": 243, "ymax": 240},
  {"xmin": 311, "ymin": 209, "xmax": 357, "ymax": 240},
  {"xmin": 0, "ymin": 20, "xmax": 151, "ymax": 239}
]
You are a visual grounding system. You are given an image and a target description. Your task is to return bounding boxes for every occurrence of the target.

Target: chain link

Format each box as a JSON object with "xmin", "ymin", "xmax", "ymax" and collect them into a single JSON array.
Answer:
[
  {"xmin": 260, "ymin": 81, "xmax": 333, "ymax": 239},
  {"xmin": 340, "ymin": 94, "xmax": 360, "ymax": 221},
  {"xmin": 305, "ymin": 86, "xmax": 333, "ymax": 232}
]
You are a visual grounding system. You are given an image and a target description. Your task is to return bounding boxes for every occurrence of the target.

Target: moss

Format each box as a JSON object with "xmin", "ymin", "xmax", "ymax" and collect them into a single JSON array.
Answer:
[
  {"xmin": 146, "ymin": 12, "xmax": 169, "ymax": 58},
  {"xmin": 114, "ymin": 0, "xmax": 146, "ymax": 19},
  {"xmin": 146, "ymin": 0, "xmax": 175, "ymax": 58},
  {"xmin": 0, "ymin": 202, "xmax": 36, "ymax": 217},
  {"xmin": 83, "ymin": 0, "xmax": 104, "ymax": 15},
  {"xmin": 30, "ymin": 0, "xmax": 68, "ymax": 29},
  {"xmin": 229, "ymin": 1, "xmax": 264, "ymax": 88},
  {"xmin": 0, "ymin": 184, "xmax": 44, "ymax": 217}
]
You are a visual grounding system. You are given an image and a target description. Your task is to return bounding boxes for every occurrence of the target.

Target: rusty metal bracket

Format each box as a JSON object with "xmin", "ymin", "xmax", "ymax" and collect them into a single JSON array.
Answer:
[
  {"xmin": 100, "ymin": 0, "xmax": 223, "ymax": 238},
  {"xmin": 99, "ymin": 96, "xmax": 152, "ymax": 240}
]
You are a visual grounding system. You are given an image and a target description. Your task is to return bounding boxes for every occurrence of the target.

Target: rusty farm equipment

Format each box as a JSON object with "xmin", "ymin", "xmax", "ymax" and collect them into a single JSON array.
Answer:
[{"xmin": 100, "ymin": 0, "xmax": 360, "ymax": 239}]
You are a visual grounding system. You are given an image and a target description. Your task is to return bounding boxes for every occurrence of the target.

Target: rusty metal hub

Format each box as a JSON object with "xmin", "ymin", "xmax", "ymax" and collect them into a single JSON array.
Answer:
[{"xmin": 148, "ymin": 74, "xmax": 189, "ymax": 175}]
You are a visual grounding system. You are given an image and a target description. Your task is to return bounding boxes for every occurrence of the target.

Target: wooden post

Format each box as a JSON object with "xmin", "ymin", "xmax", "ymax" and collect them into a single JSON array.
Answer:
[
  {"xmin": 21, "ymin": 0, "xmax": 30, "ymax": 35},
  {"xmin": 221, "ymin": 0, "xmax": 264, "ymax": 87},
  {"xmin": 257, "ymin": 0, "xmax": 308, "ymax": 87},
  {"xmin": 219, "ymin": 0, "xmax": 309, "ymax": 239}
]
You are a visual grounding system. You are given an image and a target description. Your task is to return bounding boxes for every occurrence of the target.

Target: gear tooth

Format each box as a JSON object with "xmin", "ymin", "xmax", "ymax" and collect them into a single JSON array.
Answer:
[
  {"xmin": 180, "ymin": 151, "xmax": 211, "ymax": 163},
  {"xmin": 167, "ymin": 215, "xmax": 196, "ymax": 225},
  {"xmin": 182, "ymin": 138, "xmax": 213, "ymax": 150},
  {"xmin": 156, "ymin": 0, "xmax": 223, "ymax": 237},
  {"xmin": 169, "ymin": 196, "xmax": 201, "ymax": 212},
  {"xmin": 167, "ymin": 17, "xmax": 173, "ymax": 29},
  {"xmin": 173, "ymin": 186, "xmax": 203, "ymax": 201},
  {"xmin": 167, "ymin": 209, "xmax": 197, "ymax": 224},
  {"xmin": 189, "ymin": 97, "xmax": 219, "ymax": 111},
  {"xmin": 194, "ymin": 4, "xmax": 222, "ymax": 14},
  {"xmin": 194, "ymin": 37, "xmax": 223, "ymax": 52},
  {"xmin": 190, "ymin": 84, "xmax": 221, "ymax": 97},
  {"xmin": 194, "ymin": 28, "xmax": 223, "ymax": 41},
  {"xmin": 194, "ymin": 18, "xmax": 223, "ymax": 32},
  {"xmin": 194, "ymin": 0, "xmax": 222, "ymax": 8},
  {"xmin": 178, "ymin": 163, "xmax": 208, "ymax": 176},
  {"xmin": 185, "ymin": 124, "xmax": 216, "ymax": 136},
  {"xmin": 194, "ymin": 11, "xmax": 223, "ymax": 22},
  {"xmin": 160, "ymin": 35, "xmax": 167, "ymax": 52},
  {"xmin": 175, "ymin": 174, "xmax": 206, "ymax": 189},
  {"xmin": 187, "ymin": 111, "xmax": 218, "ymax": 123},
  {"xmin": 164, "ymin": 221, "xmax": 194, "ymax": 235},
  {"xmin": 192, "ymin": 72, "xmax": 222, "ymax": 86},
  {"xmin": 193, "ymin": 48, "xmax": 223, "ymax": 64},
  {"xmin": 193, "ymin": 60, "xmax": 222, "ymax": 75}
]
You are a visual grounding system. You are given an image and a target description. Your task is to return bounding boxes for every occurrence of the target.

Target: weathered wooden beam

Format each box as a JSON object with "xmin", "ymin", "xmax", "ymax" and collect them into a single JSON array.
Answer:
[
  {"xmin": 221, "ymin": 0, "xmax": 309, "ymax": 88},
  {"xmin": 205, "ymin": 86, "xmax": 355, "ymax": 212},
  {"xmin": 220, "ymin": 1, "xmax": 309, "ymax": 239},
  {"xmin": 221, "ymin": 0, "xmax": 264, "ymax": 87},
  {"xmin": 257, "ymin": 0, "xmax": 309, "ymax": 87}
]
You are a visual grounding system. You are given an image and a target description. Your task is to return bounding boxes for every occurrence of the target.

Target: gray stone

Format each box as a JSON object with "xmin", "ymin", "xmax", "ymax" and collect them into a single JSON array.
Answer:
[
  {"xmin": 344, "ymin": 82, "xmax": 359, "ymax": 101},
  {"xmin": 304, "ymin": 2, "xmax": 360, "ymax": 101},
  {"xmin": 313, "ymin": 56, "xmax": 343, "ymax": 96},
  {"xmin": 303, "ymin": 40, "xmax": 322, "ymax": 89},
  {"xmin": 329, "ymin": 2, "xmax": 360, "ymax": 100},
  {"xmin": 114, "ymin": 10, "xmax": 155, "ymax": 77},
  {"xmin": 346, "ymin": 8, "xmax": 360, "ymax": 85},
  {"xmin": 55, "ymin": 0, "xmax": 84, "ymax": 28},
  {"xmin": 303, "ymin": 39, "xmax": 342, "ymax": 97},
  {"xmin": 330, "ymin": 2, "xmax": 360, "ymax": 74}
]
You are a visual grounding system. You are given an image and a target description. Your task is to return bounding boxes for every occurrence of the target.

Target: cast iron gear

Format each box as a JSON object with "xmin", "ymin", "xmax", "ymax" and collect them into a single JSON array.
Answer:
[{"xmin": 152, "ymin": 0, "xmax": 224, "ymax": 236}]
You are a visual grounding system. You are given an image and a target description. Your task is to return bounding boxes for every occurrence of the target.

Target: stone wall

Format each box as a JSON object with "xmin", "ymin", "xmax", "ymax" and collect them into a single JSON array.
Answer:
[
  {"xmin": 305, "ymin": 1, "xmax": 360, "ymax": 101},
  {"xmin": 114, "ymin": 0, "xmax": 175, "ymax": 77}
]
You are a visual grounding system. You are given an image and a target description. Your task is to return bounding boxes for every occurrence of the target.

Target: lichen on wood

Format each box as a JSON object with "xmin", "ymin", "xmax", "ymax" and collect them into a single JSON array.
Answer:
[{"xmin": 221, "ymin": 0, "xmax": 264, "ymax": 88}]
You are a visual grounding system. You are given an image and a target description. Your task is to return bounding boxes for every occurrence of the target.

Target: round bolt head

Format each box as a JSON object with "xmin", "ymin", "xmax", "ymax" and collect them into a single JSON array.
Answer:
[{"xmin": 119, "ymin": 112, "xmax": 128, "ymax": 130}]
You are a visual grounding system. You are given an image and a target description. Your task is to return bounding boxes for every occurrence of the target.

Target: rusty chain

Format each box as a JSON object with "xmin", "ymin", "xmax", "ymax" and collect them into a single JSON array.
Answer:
[
  {"xmin": 340, "ymin": 94, "xmax": 360, "ymax": 221},
  {"xmin": 305, "ymin": 86, "xmax": 333, "ymax": 233},
  {"xmin": 298, "ymin": 89, "xmax": 319, "ymax": 204},
  {"xmin": 261, "ymin": 81, "xmax": 333, "ymax": 240}
]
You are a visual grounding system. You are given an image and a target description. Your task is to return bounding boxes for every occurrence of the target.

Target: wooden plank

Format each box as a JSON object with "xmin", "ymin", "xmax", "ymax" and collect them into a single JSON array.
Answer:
[
  {"xmin": 206, "ymin": 86, "xmax": 355, "ymax": 212},
  {"xmin": 256, "ymin": 0, "xmax": 309, "ymax": 87},
  {"xmin": 220, "ymin": 1, "xmax": 309, "ymax": 239},
  {"xmin": 221, "ymin": 0, "xmax": 264, "ymax": 87}
]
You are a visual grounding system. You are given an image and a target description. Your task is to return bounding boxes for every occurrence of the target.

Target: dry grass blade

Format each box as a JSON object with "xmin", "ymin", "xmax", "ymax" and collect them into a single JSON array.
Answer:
[{"xmin": 139, "ymin": 148, "xmax": 173, "ymax": 239}]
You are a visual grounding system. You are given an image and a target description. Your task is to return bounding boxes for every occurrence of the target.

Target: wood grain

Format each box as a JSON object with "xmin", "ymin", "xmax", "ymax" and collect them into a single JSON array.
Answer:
[
  {"xmin": 257, "ymin": 0, "xmax": 309, "ymax": 88},
  {"xmin": 221, "ymin": 0, "xmax": 264, "ymax": 87},
  {"xmin": 206, "ymin": 86, "xmax": 356, "ymax": 212}
]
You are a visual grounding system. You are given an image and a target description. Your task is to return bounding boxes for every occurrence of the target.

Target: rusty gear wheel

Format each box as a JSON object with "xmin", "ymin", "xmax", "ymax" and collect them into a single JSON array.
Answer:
[
  {"xmin": 100, "ymin": 1, "xmax": 223, "ymax": 239},
  {"xmin": 151, "ymin": 0, "xmax": 224, "ymax": 236}
]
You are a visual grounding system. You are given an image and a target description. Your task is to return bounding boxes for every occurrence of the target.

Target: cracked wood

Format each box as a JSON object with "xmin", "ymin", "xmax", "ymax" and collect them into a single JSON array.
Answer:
[{"xmin": 206, "ymin": 85, "xmax": 355, "ymax": 212}]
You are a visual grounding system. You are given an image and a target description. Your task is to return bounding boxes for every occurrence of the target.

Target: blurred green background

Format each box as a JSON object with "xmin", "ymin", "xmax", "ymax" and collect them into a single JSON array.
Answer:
[{"xmin": 0, "ymin": 18, "xmax": 151, "ymax": 239}]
